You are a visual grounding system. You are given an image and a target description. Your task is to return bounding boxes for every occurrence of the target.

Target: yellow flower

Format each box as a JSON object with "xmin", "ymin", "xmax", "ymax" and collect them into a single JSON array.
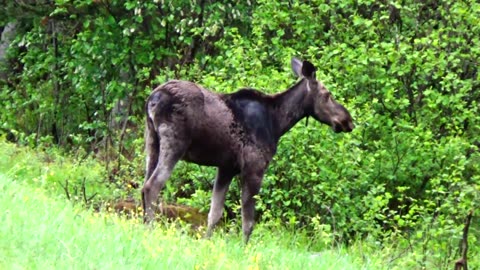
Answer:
[{"xmin": 251, "ymin": 253, "xmax": 261, "ymax": 263}]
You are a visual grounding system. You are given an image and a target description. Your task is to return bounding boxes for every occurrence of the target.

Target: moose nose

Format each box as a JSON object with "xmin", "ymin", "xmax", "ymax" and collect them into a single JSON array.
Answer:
[
  {"xmin": 333, "ymin": 120, "xmax": 354, "ymax": 133},
  {"xmin": 332, "ymin": 121, "xmax": 343, "ymax": 133},
  {"xmin": 347, "ymin": 121, "xmax": 355, "ymax": 131},
  {"xmin": 343, "ymin": 121, "xmax": 354, "ymax": 132}
]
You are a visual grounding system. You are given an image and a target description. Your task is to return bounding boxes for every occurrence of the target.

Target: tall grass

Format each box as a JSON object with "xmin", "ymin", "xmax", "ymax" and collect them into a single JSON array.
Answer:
[
  {"xmin": 0, "ymin": 173, "xmax": 370, "ymax": 270},
  {"xmin": 0, "ymin": 140, "xmax": 115, "ymax": 203}
]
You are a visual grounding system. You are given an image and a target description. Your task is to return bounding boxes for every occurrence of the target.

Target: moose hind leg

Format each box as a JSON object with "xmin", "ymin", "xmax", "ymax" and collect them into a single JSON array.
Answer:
[
  {"xmin": 206, "ymin": 167, "xmax": 235, "ymax": 238},
  {"xmin": 142, "ymin": 158, "xmax": 176, "ymax": 223},
  {"xmin": 142, "ymin": 131, "xmax": 187, "ymax": 223},
  {"xmin": 145, "ymin": 118, "xmax": 159, "ymax": 182}
]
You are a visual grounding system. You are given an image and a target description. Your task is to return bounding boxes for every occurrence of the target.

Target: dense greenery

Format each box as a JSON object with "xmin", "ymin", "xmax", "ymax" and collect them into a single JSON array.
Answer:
[{"xmin": 1, "ymin": 0, "xmax": 479, "ymax": 267}]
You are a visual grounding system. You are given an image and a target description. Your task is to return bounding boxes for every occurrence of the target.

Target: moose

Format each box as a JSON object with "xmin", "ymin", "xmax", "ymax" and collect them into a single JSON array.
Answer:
[{"xmin": 142, "ymin": 58, "xmax": 354, "ymax": 243}]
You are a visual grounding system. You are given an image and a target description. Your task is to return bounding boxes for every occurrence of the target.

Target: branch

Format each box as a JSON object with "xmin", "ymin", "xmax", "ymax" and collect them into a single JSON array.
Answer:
[
  {"xmin": 454, "ymin": 209, "xmax": 474, "ymax": 270},
  {"xmin": 81, "ymin": 177, "xmax": 97, "ymax": 205},
  {"xmin": 58, "ymin": 179, "xmax": 71, "ymax": 200}
]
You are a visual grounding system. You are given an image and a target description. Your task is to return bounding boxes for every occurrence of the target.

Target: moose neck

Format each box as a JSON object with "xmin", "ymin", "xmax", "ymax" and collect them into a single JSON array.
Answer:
[{"xmin": 272, "ymin": 79, "xmax": 311, "ymax": 139}]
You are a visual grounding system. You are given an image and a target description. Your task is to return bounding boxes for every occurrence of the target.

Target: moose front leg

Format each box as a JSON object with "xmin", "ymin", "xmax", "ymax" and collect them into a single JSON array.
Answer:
[
  {"xmin": 206, "ymin": 167, "xmax": 236, "ymax": 238},
  {"xmin": 240, "ymin": 167, "xmax": 265, "ymax": 243}
]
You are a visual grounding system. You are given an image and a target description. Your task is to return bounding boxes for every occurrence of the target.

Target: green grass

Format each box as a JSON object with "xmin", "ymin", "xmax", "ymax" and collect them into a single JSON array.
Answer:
[
  {"xmin": 0, "ymin": 140, "xmax": 477, "ymax": 270},
  {"xmin": 0, "ymin": 140, "xmax": 374, "ymax": 269},
  {"xmin": 0, "ymin": 174, "xmax": 369, "ymax": 270},
  {"xmin": 0, "ymin": 140, "xmax": 117, "ymax": 203}
]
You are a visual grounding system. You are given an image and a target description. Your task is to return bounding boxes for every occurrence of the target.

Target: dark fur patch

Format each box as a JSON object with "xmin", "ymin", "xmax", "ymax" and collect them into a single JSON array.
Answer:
[
  {"xmin": 226, "ymin": 88, "xmax": 272, "ymax": 101},
  {"xmin": 224, "ymin": 89, "xmax": 277, "ymax": 149}
]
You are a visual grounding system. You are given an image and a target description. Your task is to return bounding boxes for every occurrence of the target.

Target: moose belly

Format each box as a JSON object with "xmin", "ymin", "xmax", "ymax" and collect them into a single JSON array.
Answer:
[{"xmin": 182, "ymin": 137, "xmax": 237, "ymax": 167}]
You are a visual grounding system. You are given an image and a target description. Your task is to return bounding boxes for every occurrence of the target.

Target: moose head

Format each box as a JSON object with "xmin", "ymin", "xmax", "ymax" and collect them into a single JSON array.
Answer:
[{"xmin": 291, "ymin": 57, "xmax": 354, "ymax": 133}]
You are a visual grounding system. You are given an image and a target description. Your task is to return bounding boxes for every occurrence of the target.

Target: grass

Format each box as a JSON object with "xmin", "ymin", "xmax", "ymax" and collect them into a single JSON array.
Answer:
[
  {"xmin": 0, "ymin": 140, "xmax": 370, "ymax": 269},
  {"xmin": 0, "ymin": 140, "xmax": 121, "ymax": 205},
  {"xmin": 0, "ymin": 173, "xmax": 371, "ymax": 270}
]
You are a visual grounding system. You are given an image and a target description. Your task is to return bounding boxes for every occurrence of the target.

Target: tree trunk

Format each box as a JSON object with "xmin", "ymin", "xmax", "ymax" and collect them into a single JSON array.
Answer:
[{"xmin": 0, "ymin": 22, "xmax": 17, "ymax": 81}]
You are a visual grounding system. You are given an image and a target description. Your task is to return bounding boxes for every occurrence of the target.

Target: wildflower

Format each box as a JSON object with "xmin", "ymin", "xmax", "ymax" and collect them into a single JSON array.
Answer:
[{"xmin": 253, "ymin": 253, "xmax": 261, "ymax": 264}]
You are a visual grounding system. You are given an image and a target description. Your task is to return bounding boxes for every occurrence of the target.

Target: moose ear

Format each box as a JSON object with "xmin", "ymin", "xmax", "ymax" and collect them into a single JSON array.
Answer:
[
  {"xmin": 291, "ymin": 57, "xmax": 303, "ymax": 77},
  {"xmin": 301, "ymin": 60, "xmax": 316, "ymax": 79}
]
